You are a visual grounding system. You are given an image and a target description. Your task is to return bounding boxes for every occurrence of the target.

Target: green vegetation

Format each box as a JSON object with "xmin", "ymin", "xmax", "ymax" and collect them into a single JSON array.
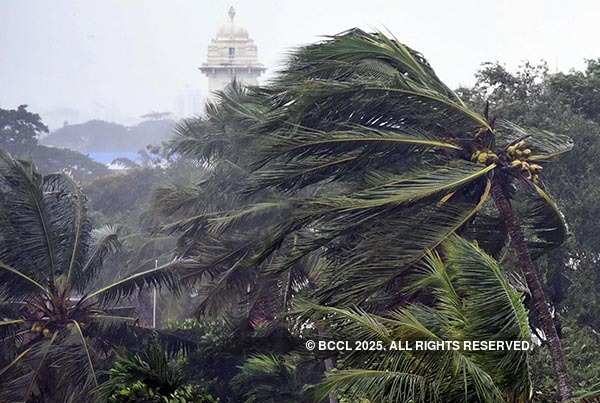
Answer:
[
  {"xmin": 96, "ymin": 340, "xmax": 218, "ymax": 403},
  {"xmin": 0, "ymin": 151, "xmax": 188, "ymax": 401},
  {"xmin": 1, "ymin": 29, "xmax": 600, "ymax": 402}
]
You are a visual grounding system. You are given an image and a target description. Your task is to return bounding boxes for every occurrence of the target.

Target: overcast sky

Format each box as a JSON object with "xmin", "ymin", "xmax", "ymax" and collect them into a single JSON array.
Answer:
[{"xmin": 1, "ymin": 0, "xmax": 599, "ymax": 129}]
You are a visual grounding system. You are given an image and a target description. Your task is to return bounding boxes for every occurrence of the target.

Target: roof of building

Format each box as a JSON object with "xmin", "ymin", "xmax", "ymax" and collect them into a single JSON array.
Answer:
[
  {"xmin": 200, "ymin": 6, "xmax": 265, "ymax": 72},
  {"xmin": 216, "ymin": 6, "xmax": 249, "ymax": 40}
]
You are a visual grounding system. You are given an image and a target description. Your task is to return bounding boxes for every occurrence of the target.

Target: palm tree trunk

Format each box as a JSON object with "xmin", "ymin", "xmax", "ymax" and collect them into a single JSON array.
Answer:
[
  {"xmin": 314, "ymin": 322, "xmax": 339, "ymax": 403},
  {"xmin": 491, "ymin": 178, "xmax": 572, "ymax": 402},
  {"xmin": 323, "ymin": 357, "xmax": 339, "ymax": 403}
]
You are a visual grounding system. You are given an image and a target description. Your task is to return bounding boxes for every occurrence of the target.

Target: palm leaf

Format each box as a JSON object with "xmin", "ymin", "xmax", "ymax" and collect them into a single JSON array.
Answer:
[
  {"xmin": 42, "ymin": 173, "xmax": 92, "ymax": 287},
  {"xmin": 71, "ymin": 320, "xmax": 98, "ymax": 387},
  {"xmin": 0, "ymin": 150, "xmax": 59, "ymax": 288},
  {"xmin": 85, "ymin": 259, "xmax": 187, "ymax": 304},
  {"xmin": 0, "ymin": 260, "xmax": 49, "ymax": 296},
  {"xmin": 73, "ymin": 225, "xmax": 121, "ymax": 292}
]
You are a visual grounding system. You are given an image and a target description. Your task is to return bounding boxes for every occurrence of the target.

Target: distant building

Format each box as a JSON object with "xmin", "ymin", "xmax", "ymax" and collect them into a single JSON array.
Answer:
[
  {"xmin": 175, "ymin": 86, "xmax": 203, "ymax": 118},
  {"xmin": 200, "ymin": 6, "xmax": 266, "ymax": 99}
]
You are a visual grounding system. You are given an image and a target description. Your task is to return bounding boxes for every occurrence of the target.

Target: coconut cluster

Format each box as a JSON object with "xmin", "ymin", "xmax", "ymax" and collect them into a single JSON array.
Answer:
[
  {"xmin": 30, "ymin": 322, "xmax": 52, "ymax": 337},
  {"xmin": 506, "ymin": 140, "xmax": 543, "ymax": 183},
  {"xmin": 471, "ymin": 150, "xmax": 499, "ymax": 165},
  {"xmin": 470, "ymin": 140, "xmax": 543, "ymax": 183}
]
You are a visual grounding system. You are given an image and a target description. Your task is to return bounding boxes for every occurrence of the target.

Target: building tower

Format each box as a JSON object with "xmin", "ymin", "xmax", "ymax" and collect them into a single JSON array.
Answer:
[{"xmin": 200, "ymin": 6, "xmax": 266, "ymax": 98}]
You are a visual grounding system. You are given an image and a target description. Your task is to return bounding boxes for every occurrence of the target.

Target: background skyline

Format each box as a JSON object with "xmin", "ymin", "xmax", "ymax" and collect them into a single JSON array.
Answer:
[{"xmin": 2, "ymin": 0, "xmax": 599, "ymax": 129}]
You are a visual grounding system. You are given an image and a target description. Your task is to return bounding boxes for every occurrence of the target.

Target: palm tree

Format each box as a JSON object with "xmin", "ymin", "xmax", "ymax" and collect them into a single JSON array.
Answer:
[
  {"xmin": 156, "ymin": 84, "xmax": 339, "ymax": 403},
  {"xmin": 232, "ymin": 354, "xmax": 312, "ymax": 403},
  {"xmin": 152, "ymin": 83, "xmax": 316, "ymax": 323},
  {"xmin": 201, "ymin": 30, "xmax": 573, "ymax": 400},
  {"xmin": 94, "ymin": 339, "xmax": 218, "ymax": 402},
  {"xmin": 304, "ymin": 235, "xmax": 532, "ymax": 403},
  {"xmin": 0, "ymin": 150, "xmax": 188, "ymax": 401}
]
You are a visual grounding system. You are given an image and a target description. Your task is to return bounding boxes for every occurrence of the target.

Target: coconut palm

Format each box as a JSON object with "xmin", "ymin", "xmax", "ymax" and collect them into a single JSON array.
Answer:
[
  {"xmin": 232, "ymin": 354, "xmax": 313, "ymax": 403},
  {"xmin": 157, "ymin": 85, "xmax": 340, "ymax": 403},
  {"xmin": 94, "ymin": 339, "xmax": 218, "ymax": 403},
  {"xmin": 304, "ymin": 235, "xmax": 532, "ymax": 403},
  {"xmin": 195, "ymin": 29, "xmax": 573, "ymax": 400},
  {"xmin": 0, "ymin": 150, "xmax": 189, "ymax": 401},
  {"xmin": 152, "ymin": 83, "xmax": 315, "ymax": 323}
]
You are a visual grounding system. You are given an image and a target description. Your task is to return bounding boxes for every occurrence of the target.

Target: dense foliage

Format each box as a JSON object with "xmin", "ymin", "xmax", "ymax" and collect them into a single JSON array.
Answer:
[
  {"xmin": 96, "ymin": 340, "xmax": 218, "ymax": 403},
  {"xmin": 0, "ymin": 151, "xmax": 190, "ymax": 401},
  {"xmin": 458, "ymin": 59, "xmax": 600, "ymax": 400},
  {"xmin": 160, "ymin": 29, "xmax": 574, "ymax": 400},
  {"xmin": 2, "ymin": 29, "xmax": 600, "ymax": 403}
]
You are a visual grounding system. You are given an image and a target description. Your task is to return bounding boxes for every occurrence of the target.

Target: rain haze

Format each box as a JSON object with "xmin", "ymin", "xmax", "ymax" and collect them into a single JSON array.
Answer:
[
  {"xmin": 1, "ymin": 0, "xmax": 600, "ymax": 128},
  {"xmin": 2, "ymin": 1, "xmax": 600, "ymax": 400}
]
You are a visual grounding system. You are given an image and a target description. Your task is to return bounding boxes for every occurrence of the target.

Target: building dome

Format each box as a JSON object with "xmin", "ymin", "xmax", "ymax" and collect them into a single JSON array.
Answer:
[
  {"xmin": 216, "ymin": 6, "xmax": 249, "ymax": 39},
  {"xmin": 216, "ymin": 24, "xmax": 249, "ymax": 39}
]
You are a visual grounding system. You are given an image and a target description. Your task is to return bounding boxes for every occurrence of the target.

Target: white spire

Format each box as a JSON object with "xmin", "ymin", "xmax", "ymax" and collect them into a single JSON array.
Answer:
[{"xmin": 228, "ymin": 6, "xmax": 236, "ymax": 23}]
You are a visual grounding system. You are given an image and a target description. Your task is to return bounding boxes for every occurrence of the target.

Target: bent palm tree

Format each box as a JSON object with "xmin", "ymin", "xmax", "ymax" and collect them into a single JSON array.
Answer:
[
  {"xmin": 0, "ymin": 151, "xmax": 187, "ymax": 401},
  {"xmin": 153, "ymin": 84, "xmax": 315, "ymax": 323},
  {"xmin": 201, "ymin": 30, "xmax": 572, "ymax": 400}
]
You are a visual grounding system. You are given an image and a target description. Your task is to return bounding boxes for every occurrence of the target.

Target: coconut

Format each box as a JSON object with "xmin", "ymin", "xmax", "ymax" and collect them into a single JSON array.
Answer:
[{"xmin": 530, "ymin": 164, "xmax": 543, "ymax": 173}]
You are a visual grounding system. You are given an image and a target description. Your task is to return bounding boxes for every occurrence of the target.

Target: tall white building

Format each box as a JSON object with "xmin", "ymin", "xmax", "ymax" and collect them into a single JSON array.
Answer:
[{"xmin": 200, "ymin": 7, "xmax": 266, "ymax": 99}]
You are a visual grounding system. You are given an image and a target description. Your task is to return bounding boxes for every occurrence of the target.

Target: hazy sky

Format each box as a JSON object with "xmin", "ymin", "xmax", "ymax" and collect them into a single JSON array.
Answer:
[{"xmin": 1, "ymin": 0, "xmax": 600, "ymax": 129}]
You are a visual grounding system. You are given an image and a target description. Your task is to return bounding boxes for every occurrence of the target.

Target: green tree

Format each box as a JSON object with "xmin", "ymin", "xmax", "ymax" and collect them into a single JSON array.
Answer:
[
  {"xmin": 232, "ymin": 354, "xmax": 313, "ymax": 403},
  {"xmin": 168, "ymin": 319, "xmax": 306, "ymax": 403},
  {"xmin": 95, "ymin": 339, "xmax": 218, "ymax": 403},
  {"xmin": 459, "ymin": 60, "xmax": 600, "ymax": 400},
  {"xmin": 151, "ymin": 83, "xmax": 314, "ymax": 323},
  {"xmin": 205, "ymin": 29, "xmax": 573, "ymax": 400},
  {"xmin": 0, "ymin": 105, "xmax": 47, "ymax": 150},
  {"xmin": 305, "ymin": 236, "xmax": 532, "ymax": 403},
  {"xmin": 0, "ymin": 150, "xmax": 189, "ymax": 401}
]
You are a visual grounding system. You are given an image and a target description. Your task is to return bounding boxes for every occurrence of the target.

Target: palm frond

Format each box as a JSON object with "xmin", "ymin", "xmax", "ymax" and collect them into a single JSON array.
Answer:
[
  {"xmin": 303, "ymin": 162, "xmax": 493, "ymax": 213},
  {"xmin": 73, "ymin": 225, "xmax": 121, "ymax": 292},
  {"xmin": 71, "ymin": 320, "xmax": 98, "ymax": 388},
  {"xmin": 85, "ymin": 259, "xmax": 188, "ymax": 304},
  {"xmin": 267, "ymin": 29, "xmax": 489, "ymax": 135},
  {"xmin": 0, "ymin": 260, "xmax": 48, "ymax": 296},
  {"xmin": 42, "ymin": 173, "xmax": 92, "ymax": 286},
  {"xmin": 0, "ymin": 150, "xmax": 59, "ymax": 289},
  {"xmin": 248, "ymin": 126, "xmax": 464, "ymax": 192}
]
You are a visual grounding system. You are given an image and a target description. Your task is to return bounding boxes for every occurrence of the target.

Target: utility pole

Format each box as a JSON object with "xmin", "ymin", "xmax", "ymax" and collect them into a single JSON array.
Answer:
[{"xmin": 152, "ymin": 259, "xmax": 158, "ymax": 329}]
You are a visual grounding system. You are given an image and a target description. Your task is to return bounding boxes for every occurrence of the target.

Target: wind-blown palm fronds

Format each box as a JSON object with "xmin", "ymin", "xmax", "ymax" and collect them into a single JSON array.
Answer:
[
  {"xmin": 0, "ymin": 151, "xmax": 189, "ymax": 401},
  {"xmin": 158, "ymin": 29, "xmax": 573, "ymax": 399},
  {"xmin": 219, "ymin": 28, "xmax": 573, "ymax": 398},
  {"xmin": 177, "ymin": 30, "xmax": 571, "ymax": 313},
  {"xmin": 303, "ymin": 236, "xmax": 531, "ymax": 403}
]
